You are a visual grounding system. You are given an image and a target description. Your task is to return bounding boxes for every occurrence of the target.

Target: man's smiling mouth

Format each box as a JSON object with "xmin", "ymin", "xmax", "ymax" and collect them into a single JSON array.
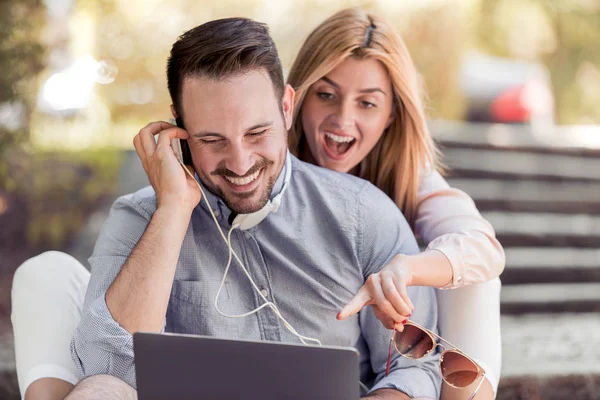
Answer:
[{"xmin": 224, "ymin": 168, "xmax": 262, "ymax": 186}]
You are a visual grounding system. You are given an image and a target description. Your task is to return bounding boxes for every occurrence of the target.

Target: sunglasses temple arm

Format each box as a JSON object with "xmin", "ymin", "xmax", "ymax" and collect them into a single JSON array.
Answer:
[
  {"xmin": 386, "ymin": 333, "xmax": 394, "ymax": 376},
  {"xmin": 467, "ymin": 372, "xmax": 486, "ymax": 400}
]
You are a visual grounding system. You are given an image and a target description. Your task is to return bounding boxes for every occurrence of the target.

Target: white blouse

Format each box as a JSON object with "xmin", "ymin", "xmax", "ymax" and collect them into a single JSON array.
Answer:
[{"xmin": 415, "ymin": 169, "xmax": 506, "ymax": 289}]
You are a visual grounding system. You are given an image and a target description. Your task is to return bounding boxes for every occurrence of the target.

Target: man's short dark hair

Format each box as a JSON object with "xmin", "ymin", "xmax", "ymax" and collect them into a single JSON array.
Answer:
[{"xmin": 167, "ymin": 18, "xmax": 284, "ymax": 118}]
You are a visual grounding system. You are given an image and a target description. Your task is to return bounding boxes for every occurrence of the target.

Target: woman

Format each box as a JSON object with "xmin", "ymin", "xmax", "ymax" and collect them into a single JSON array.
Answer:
[{"xmin": 286, "ymin": 8, "xmax": 504, "ymax": 400}]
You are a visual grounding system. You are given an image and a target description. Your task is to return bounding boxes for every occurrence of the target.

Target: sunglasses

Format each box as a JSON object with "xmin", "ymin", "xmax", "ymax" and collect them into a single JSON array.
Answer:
[{"xmin": 386, "ymin": 321, "xmax": 486, "ymax": 400}]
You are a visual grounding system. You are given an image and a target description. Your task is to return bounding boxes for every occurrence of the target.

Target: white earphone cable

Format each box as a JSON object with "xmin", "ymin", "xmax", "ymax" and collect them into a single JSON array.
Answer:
[{"xmin": 178, "ymin": 160, "xmax": 321, "ymax": 346}]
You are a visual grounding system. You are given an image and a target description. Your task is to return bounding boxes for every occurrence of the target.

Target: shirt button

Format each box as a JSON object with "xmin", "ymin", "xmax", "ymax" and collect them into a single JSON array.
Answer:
[
  {"xmin": 213, "ymin": 209, "xmax": 220, "ymax": 217},
  {"xmin": 245, "ymin": 232, "xmax": 251, "ymax": 239},
  {"xmin": 260, "ymin": 288, "xmax": 269, "ymax": 298},
  {"xmin": 456, "ymin": 276, "xmax": 463, "ymax": 282}
]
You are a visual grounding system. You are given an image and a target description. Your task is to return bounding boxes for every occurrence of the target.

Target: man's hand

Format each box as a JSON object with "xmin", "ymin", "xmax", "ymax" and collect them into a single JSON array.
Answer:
[
  {"xmin": 133, "ymin": 121, "xmax": 200, "ymax": 213},
  {"xmin": 337, "ymin": 254, "xmax": 415, "ymax": 330}
]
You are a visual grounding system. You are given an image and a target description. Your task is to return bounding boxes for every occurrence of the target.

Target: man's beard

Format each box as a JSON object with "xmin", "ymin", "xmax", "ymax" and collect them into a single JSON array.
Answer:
[{"xmin": 208, "ymin": 158, "xmax": 277, "ymax": 214}]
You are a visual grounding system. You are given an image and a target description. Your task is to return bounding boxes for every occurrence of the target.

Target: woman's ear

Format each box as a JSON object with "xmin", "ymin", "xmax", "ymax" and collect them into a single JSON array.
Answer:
[
  {"xmin": 170, "ymin": 104, "xmax": 177, "ymax": 119},
  {"xmin": 282, "ymin": 84, "xmax": 296, "ymax": 131}
]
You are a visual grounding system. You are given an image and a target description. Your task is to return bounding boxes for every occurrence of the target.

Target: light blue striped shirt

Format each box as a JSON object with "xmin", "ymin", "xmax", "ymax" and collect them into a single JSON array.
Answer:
[{"xmin": 71, "ymin": 153, "xmax": 441, "ymax": 398}]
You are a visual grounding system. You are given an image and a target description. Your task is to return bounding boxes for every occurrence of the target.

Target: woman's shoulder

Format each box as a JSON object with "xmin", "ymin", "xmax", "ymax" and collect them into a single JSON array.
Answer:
[{"xmin": 417, "ymin": 166, "xmax": 451, "ymax": 200}]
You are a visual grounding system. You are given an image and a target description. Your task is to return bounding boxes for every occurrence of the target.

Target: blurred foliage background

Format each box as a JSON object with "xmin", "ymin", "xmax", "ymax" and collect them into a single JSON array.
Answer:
[
  {"xmin": 0, "ymin": 0, "xmax": 599, "ymax": 253},
  {"xmin": 477, "ymin": 0, "xmax": 600, "ymax": 124}
]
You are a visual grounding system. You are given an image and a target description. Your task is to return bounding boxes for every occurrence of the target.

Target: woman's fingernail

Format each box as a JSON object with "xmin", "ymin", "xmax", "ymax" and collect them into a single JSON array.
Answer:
[
  {"xmin": 408, "ymin": 313, "xmax": 412, "ymax": 317},
  {"xmin": 402, "ymin": 319, "xmax": 408, "ymax": 324},
  {"xmin": 336, "ymin": 312, "xmax": 341, "ymax": 319}
]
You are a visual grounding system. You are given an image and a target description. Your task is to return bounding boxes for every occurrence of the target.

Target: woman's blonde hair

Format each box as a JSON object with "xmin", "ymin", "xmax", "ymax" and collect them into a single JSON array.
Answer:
[{"xmin": 287, "ymin": 8, "xmax": 443, "ymax": 227}]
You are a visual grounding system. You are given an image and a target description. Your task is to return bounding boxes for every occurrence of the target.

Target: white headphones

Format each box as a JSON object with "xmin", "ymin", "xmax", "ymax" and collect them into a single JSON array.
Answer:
[{"xmin": 231, "ymin": 152, "xmax": 292, "ymax": 230}]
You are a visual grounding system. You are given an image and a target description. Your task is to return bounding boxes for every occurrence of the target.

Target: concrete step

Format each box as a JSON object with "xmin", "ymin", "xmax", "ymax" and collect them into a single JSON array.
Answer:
[
  {"xmin": 483, "ymin": 212, "xmax": 600, "ymax": 237},
  {"xmin": 497, "ymin": 374, "xmax": 600, "ymax": 400},
  {"xmin": 501, "ymin": 312, "xmax": 600, "ymax": 377},
  {"xmin": 446, "ymin": 178, "xmax": 600, "ymax": 203},
  {"xmin": 430, "ymin": 119, "xmax": 600, "ymax": 151},
  {"xmin": 500, "ymin": 283, "xmax": 600, "ymax": 314},
  {"xmin": 473, "ymin": 199, "xmax": 600, "ymax": 214},
  {"xmin": 502, "ymin": 266, "xmax": 600, "ymax": 285},
  {"xmin": 493, "ymin": 211, "xmax": 599, "ymax": 246},
  {"xmin": 0, "ymin": 338, "xmax": 16, "ymax": 400},
  {"xmin": 0, "ymin": 370, "xmax": 18, "ymax": 400},
  {"xmin": 505, "ymin": 248, "xmax": 600, "ymax": 268},
  {"xmin": 501, "ymin": 248, "xmax": 600, "ymax": 284},
  {"xmin": 496, "ymin": 233, "xmax": 599, "ymax": 248},
  {"xmin": 449, "ymin": 167, "xmax": 600, "ymax": 183},
  {"xmin": 440, "ymin": 139, "xmax": 600, "ymax": 157},
  {"xmin": 442, "ymin": 147, "xmax": 600, "ymax": 181},
  {"xmin": 0, "ymin": 339, "xmax": 14, "ymax": 373}
]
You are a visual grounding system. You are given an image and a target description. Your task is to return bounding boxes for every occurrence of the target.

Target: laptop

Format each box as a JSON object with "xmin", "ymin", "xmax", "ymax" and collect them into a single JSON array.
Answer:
[{"xmin": 133, "ymin": 332, "xmax": 361, "ymax": 400}]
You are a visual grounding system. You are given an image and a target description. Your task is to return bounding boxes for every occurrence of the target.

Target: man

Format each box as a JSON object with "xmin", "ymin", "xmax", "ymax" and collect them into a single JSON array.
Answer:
[{"xmin": 67, "ymin": 18, "xmax": 440, "ymax": 399}]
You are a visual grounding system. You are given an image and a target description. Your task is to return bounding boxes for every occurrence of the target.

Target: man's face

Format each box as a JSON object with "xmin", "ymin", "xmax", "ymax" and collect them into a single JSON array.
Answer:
[{"xmin": 179, "ymin": 70, "xmax": 293, "ymax": 214}]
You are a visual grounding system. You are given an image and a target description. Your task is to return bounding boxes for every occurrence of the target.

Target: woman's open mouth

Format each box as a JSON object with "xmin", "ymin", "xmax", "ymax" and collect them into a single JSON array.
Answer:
[{"xmin": 322, "ymin": 131, "xmax": 356, "ymax": 160}]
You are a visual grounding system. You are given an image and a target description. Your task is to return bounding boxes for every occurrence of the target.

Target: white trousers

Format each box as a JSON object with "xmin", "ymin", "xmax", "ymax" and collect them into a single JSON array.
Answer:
[
  {"xmin": 11, "ymin": 251, "xmax": 89, "ymax": 399},
  {"xmin": 436, "ymin": 279, "xmax": 502, "ymax": 394},
  {"xmin": 11, "ymin": 251, "xmax": 502, "ymax": 398}
]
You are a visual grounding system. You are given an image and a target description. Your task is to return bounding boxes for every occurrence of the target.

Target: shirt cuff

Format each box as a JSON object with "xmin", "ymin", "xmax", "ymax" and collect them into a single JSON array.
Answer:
[
  {"xmin": 86, "ymin": 294, "xmax": 135, "ymax": 354},
  {"xmin": 426, "ymin": 237, "xmax": 466, "ymax": 289},
  {"xmin": 370, "ymin": 365, "xmax": 440, "ymax": 399}
]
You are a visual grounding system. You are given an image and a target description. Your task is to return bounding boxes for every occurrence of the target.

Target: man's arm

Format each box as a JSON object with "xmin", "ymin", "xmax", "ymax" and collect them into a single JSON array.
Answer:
[
  {"xmin": 70, "ymin": 192, "xmax": 191, "ymax": 387},
  {"xmin": 106, "ymin": 205, "xmax": 190, "ymax": 333},
  {"xmin": 106, "ymin": 121, "xmax": 199, "ymax": 334},
  {"xmin": 356, "ymin": 183, "xmax": 442, "ymax": 399},
  {"xmin": 70, "ymin": 121, "xmax": 200, "ymax": 387}
]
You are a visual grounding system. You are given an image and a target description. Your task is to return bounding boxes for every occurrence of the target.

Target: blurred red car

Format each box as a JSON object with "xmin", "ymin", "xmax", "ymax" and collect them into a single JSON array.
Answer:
[{"xmin": 460, "ymin": 54, "xmax": 555, "ymax": 125}]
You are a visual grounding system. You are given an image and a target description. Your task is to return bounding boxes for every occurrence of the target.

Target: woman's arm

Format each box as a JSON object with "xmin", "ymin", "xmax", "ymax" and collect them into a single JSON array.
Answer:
[
  {"xmin": 339, "ymin": 169, "xmax": 505, "ymax": 324},
  {"xmin": 411, "ymin": 169, "xmax": 505, "ymax": 288}
]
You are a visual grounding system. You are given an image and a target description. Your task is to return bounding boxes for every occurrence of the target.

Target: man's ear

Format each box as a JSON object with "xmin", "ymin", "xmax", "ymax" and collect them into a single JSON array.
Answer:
[
  {"xmin": 281, "ymin": 84, "xmax": 295, "ymax": 131},
  {"xmin": 170, "ymin": 105, "xmax": 177, "ymax": 119}
]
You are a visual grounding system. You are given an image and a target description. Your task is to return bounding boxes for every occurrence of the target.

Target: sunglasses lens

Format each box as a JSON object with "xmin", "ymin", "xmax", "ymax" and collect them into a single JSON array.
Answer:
[
  {"xmin": 393, "ymin": 324, "xmax": 434, "ymax": 358},
  {"xmin": 440, "ymin": 350, "xmax": 479, "ymax": 387}
]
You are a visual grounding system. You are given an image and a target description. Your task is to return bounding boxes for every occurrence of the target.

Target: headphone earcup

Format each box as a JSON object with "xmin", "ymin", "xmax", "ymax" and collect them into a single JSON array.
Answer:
[{"xmin": 232, "ymin": 201, "xmax": 274, "ymax": 230}]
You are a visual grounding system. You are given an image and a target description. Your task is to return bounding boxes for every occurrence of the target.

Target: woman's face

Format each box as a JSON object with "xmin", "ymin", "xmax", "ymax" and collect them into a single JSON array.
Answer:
[{"xmin": 301, "ymin": 57, "xmax": 394, "ymax": 174}]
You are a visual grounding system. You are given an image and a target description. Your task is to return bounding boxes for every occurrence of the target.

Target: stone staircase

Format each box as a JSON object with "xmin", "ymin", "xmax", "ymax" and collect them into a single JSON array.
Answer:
[
  {"xmin": 434, "ymin": 122, "xmax": 600, "ymax": 398},
  {"xmin": 438, "ymin": 129, "xmax": 600, "ymax": 316}
]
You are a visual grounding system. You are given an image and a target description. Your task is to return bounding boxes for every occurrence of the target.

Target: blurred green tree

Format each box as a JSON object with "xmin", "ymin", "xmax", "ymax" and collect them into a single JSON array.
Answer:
[
  {"xmin": 0, "ymin": 0, "xmax": 47, "ymax": 149},
  {"xmin": 398, "ymin": 2, "xmax": 467, "ymax": 121}
]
